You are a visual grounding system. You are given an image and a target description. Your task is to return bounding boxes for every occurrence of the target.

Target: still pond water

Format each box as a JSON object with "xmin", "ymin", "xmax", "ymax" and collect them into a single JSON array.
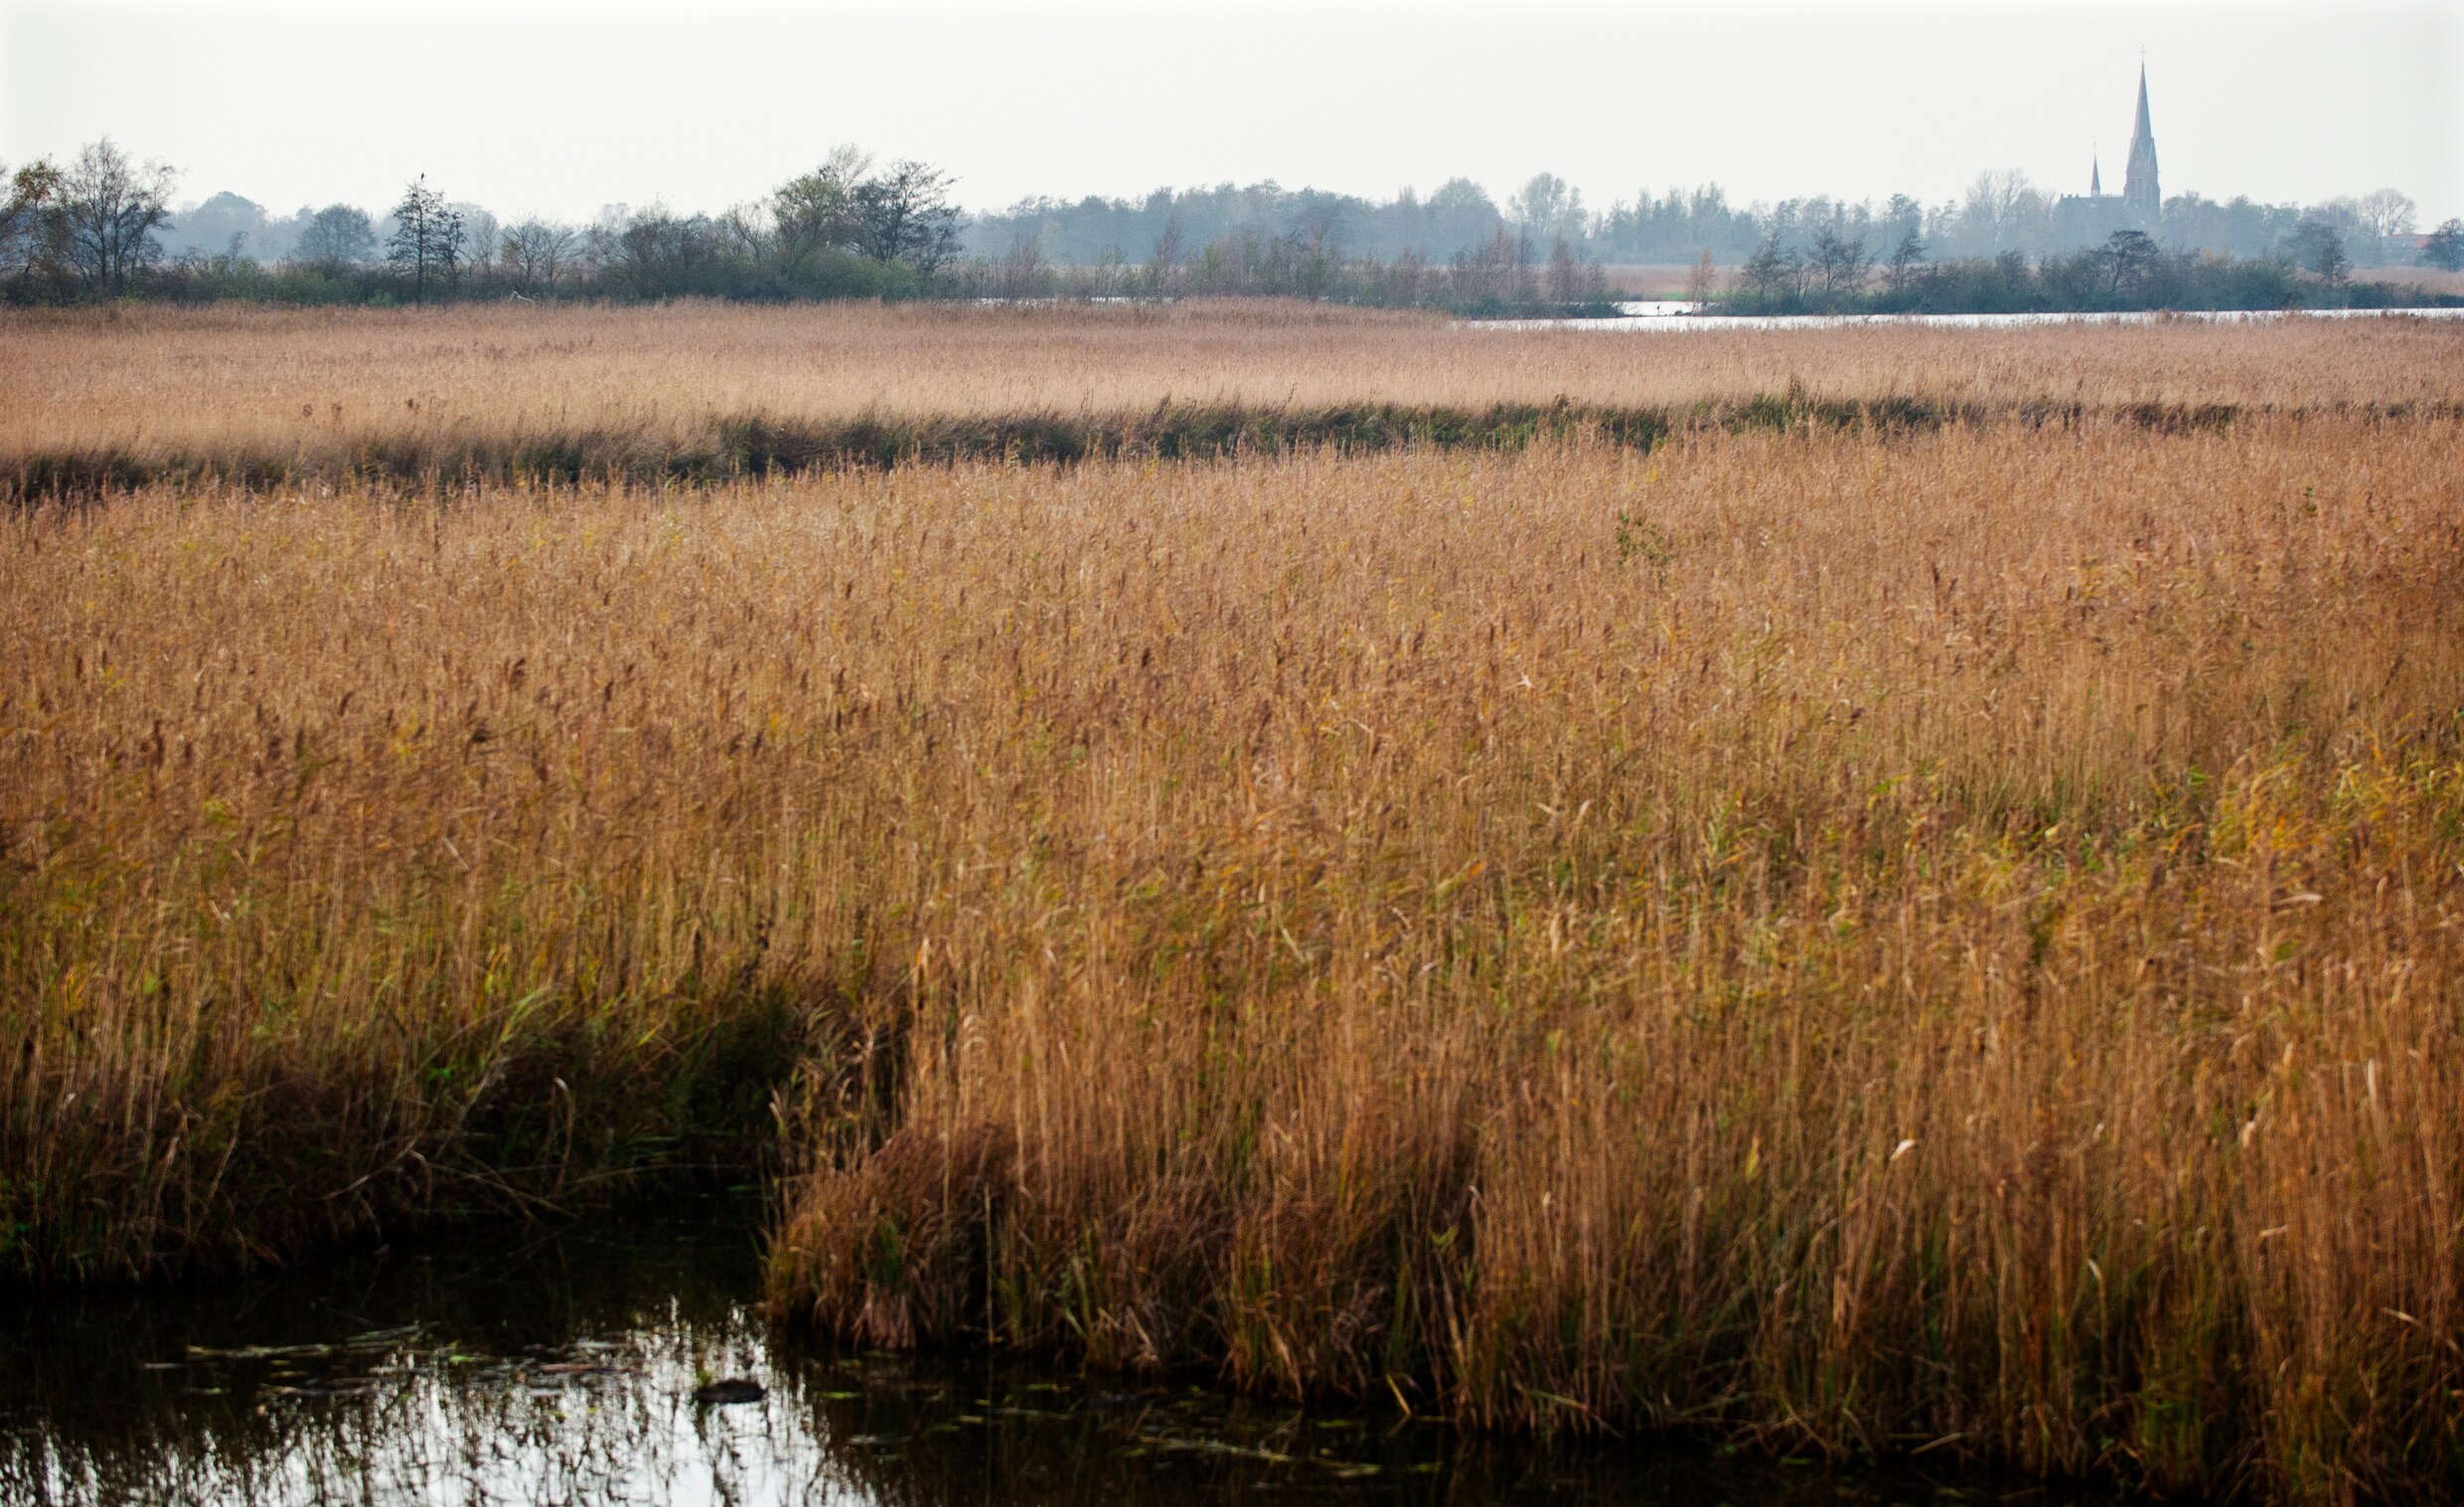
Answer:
[{"xmin": 2, "ymin": 1200, "xmax": 2127, "ymax": 1507}]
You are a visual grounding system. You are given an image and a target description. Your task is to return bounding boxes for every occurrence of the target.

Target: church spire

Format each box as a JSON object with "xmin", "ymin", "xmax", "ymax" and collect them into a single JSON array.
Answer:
[
  {"xmin": 2090, "ymin": 155, "xmax": 2102, "ymax": 196},
  {"xmin": 2122, "ymin": 63, "xmax": 2161, "ymax": 224}
]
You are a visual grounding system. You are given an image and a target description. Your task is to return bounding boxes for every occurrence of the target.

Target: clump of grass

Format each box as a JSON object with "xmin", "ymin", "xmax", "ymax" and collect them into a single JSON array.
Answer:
[{"xmin": 6, "ymin": 388, "xmax": 2463, "ymax": 1498}]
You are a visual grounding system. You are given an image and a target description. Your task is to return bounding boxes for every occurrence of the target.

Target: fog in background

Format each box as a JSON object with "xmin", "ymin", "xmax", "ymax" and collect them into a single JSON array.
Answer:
[{"xmin": 2, "ymin": 0, "xmax": 2456, "ymax": 233}]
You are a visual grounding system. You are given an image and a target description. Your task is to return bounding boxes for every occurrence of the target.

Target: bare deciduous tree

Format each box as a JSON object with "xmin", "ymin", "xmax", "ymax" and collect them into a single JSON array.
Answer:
[
  {"xmin": 460, "ymin": 208, "xmax": 501, "ymax": 281},
  {"xmin": 1883, "ymin": 226, "xmax": 1926, "ymax": 293},
  {"xmin": 1510, "ymin": 172, "xmax": 1586, "ymax": 246},
  {"xmin": 2354, "ymin": 188, "xmax": 2417, "ymax": 245},
  {"xmin": 1149, "ymin": 215, "xmax": 1186, "ymax": 290},
  {"xmin": 604, "ymin": 204, "xmax": 714, "ymax": 295},
  {"xmin": 500, "ymin": 219, "xmax": 576, "ymax": 290},
  {"xmin": 1810, "ymin": 224, "xmax": 1871, "ymax": 301},
  {"xmin": 995, "ymin": 230, "xmax": 1047, "ymax": 299},
  {"xmin": 1959, "ymin": 169, "xmax": 2047, "ymax": 255},
  {"xmin": 1685, "ymin": 248, "xmax": 1717, "ymax": 305},
  {"xmin": 851, "ymin": 159, "xmax": 962, "ymax": 275},
  {"xmin": 712, "ymin": 204, "xmax": 767, "ymax": 265},
  {"xmin": 55, "ymin": 139, "xmax": 178, "ymax": 293}
]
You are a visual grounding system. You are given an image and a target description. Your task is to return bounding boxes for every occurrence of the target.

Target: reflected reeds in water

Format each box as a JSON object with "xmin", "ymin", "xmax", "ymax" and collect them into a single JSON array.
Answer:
[{"xmin": 0, "ymin": 1200, "xmax": 2121, "ymax": 1506}]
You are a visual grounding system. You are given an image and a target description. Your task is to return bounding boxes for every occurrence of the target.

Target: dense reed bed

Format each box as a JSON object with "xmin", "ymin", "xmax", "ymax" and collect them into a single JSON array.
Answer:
[
  {"xmin": 5, "ymin": 303, "xmax": 2461, "ymax": 499},
  {"xmin": 6, "ymin": 401, "xmax": 2461, "ymax": 1498},
  {"xmin": 757, "ymin": 419, "xmax": 2464, "ymax": 1503}
]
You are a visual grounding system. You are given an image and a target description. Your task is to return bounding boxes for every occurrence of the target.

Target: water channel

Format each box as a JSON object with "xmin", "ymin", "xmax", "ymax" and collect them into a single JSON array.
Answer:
[{"xmin": 2, "ymin": 1201, "xmax": 2133, "ymax": 1506}]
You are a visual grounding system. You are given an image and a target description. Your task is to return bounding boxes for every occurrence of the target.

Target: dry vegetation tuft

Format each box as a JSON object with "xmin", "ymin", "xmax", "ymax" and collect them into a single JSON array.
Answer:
[{"xmin": 5, "ymin": 305, "xmax": 2464, "ymax": 1500}]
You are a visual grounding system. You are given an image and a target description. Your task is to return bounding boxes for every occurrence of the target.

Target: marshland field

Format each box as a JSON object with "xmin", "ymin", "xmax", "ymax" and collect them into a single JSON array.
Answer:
[{"xmin": 4, "ymin": 302, "xmax": 2462, "ymax": 1502}]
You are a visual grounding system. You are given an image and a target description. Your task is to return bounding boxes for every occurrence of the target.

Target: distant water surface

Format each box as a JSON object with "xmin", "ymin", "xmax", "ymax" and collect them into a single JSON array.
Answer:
[{"xmin": 1489, "ymin": 301, "xmax": 2464, "ymax": 331}]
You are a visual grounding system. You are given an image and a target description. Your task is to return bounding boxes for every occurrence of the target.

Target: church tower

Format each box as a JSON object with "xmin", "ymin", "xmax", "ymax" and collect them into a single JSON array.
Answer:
[{"xmin": 2121, "ymin": 66, "xmax": 2160, "ymax": 224}]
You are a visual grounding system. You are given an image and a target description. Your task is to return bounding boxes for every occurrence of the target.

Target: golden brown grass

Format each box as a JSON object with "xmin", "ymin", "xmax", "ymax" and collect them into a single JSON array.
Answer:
[
  {"xmin": 6, "ymin": 423, "xmax": 2462, "ymax": 1496},
  {"xmin": 6, "ymin": 306, "xmax": 2464, "ymax": 1500},
  {"xmin": 753, "ymin": 419, "xmax": 2464, "ymax": 1502},
  {"xmin": 4, "ymin": 302, "xmax": 2459, "ymax": 488}
]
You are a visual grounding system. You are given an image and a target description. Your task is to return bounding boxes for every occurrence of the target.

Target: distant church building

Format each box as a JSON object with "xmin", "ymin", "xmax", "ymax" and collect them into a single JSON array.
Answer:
[
  {"xmin": 2120, "ymin": 67, "xmax": 2161, "ymax": 221},
  {"xmin": 2057, "ymin": 67, "xmax": 2161, "ymax": 243}
]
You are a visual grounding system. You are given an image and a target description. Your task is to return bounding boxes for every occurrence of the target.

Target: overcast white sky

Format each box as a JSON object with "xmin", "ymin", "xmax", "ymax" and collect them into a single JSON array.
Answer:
[{"xmin": 3, "ymin": 1, "xmax": 2457, "ymax": 224}]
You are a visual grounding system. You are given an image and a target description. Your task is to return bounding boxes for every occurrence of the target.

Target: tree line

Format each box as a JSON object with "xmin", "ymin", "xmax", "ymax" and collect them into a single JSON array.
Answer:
[
  {"xmin": 1727, "ymin": 226, "xmax": 2456, "ymax": 316},
  {"xmin": 0, "ymin": 140, "xmax": 963, "ymax": 306},
  {"xmin": 4, "ymin": 138, "xmax": 2458, "ymax": 315},
  {"xmin": 968, "ymin": 170, "xmax": 2454, "ymax": 274},
  {"xmin": 1724, "ymin": 197, "xmax": 2464, "ymax": 313}
]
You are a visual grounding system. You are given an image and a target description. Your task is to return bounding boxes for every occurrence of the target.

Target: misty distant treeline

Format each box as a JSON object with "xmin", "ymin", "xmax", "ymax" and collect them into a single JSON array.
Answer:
[
  {"xmin": 973, "ymin": 172, "xmax": 2445, "ymax": 271},
  {"xmin": 1726, "ymin": 226, "xmax": 2457, "ymax": 316},
  {"xmin": 4, "ymin": 139, "xmax": 2460, "ymax": 317}
]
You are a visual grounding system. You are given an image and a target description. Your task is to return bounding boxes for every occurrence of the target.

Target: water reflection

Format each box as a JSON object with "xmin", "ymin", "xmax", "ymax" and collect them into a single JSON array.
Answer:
[
  {"xmin": 1489, "ymin": 302, "xmax": 2464, "ymax": 331},
  {"xmin": 0, "ymin": 1201, "xmax": 2119, "ymax": 1506}
]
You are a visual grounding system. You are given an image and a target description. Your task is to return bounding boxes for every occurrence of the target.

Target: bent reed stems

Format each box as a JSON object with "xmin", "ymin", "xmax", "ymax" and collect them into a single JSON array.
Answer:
[{"xmin": 6, "ymin": 303, "xmax": 2464, "ymax": 1501}]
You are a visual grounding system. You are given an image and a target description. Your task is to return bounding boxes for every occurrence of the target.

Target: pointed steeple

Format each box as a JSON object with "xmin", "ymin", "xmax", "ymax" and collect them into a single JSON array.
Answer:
[
  {"xmin": 2122, "ymin": 63, "xmax": 2161, "ymax": 225},
  {"xmin": 2090, "ymin": 155, "xmax": 2102, "ymax": 196}
]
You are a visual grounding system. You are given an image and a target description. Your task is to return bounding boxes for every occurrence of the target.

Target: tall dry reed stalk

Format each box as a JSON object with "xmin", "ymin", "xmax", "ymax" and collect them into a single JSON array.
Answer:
[{"xmin": 4, "ymin": 359, "xmax": 2461, "ymax": 1495}]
